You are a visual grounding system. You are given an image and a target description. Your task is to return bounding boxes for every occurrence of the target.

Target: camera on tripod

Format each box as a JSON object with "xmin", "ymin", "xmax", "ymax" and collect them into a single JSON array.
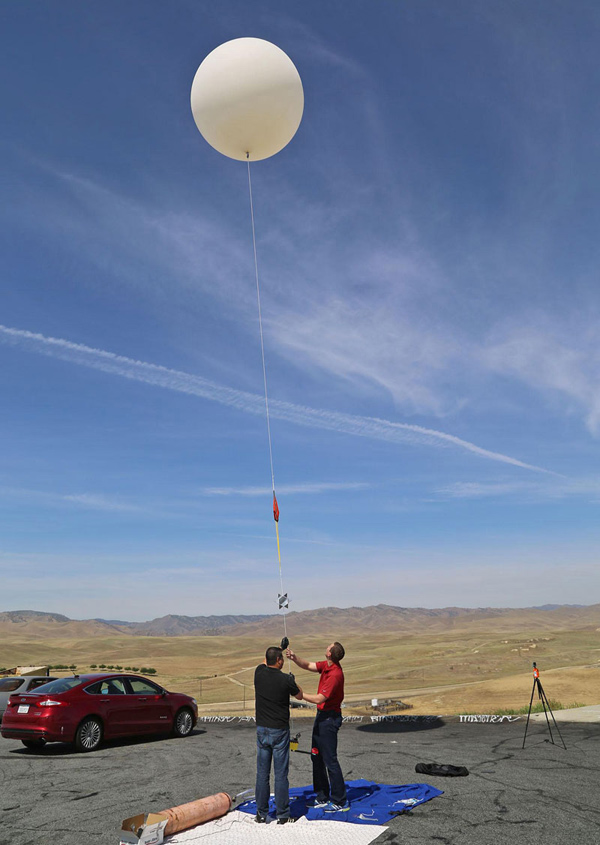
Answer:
[{"xmin": 522, "ymin": 661, "xmax": 566, "ymax": 749}]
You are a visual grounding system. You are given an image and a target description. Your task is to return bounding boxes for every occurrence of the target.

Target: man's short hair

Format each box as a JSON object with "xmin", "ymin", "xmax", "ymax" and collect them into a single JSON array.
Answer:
[
  {"xmin": 266, "ymin": 646, "xmax": 283, "ymax": 666},
  {"xmin": 330, "ymin": 642, "xmax": 345, "ymax": 663}
]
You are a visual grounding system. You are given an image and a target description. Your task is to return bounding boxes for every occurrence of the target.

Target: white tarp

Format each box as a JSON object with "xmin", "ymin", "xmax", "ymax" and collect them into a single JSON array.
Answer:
[{"xmin": 164, "ymin": 810, "xmax": 386, "ymax": 845}]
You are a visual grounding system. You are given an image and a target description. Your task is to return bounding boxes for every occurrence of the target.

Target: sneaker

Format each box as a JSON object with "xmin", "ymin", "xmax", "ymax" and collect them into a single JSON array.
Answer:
[
  {"xmin": 311, "ymin": 797, "xmax": 330, "ymax": 808},
  {"xmin": 323, "ymin": 800, "xmax": 350, "ymax": 813},
  {"xmin": 277, "ymin": 817, "xmax": 296, "ymax": 824},
  {"xmin": 255, "ymin": 813, "xmax": 267, "ymax": 823}
]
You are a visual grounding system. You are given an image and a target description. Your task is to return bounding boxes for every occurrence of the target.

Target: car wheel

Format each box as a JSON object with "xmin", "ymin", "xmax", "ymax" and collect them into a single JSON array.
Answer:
[
  {"xmin": 74, "ymin": 717, "xmax": 103, "ymax": 752},
  {"xmin": 22, "ymin": 738, "xmax": 46, "ymax": 749},
  {"xmin": 173, "ymin": 707, "xmax": 193, "ymax": 737}
]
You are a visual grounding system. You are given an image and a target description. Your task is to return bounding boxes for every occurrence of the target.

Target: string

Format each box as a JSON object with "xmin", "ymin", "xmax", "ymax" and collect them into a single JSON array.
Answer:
[{"xmin": 246, "ymin": 155, "xmax": 288, "ymax": 649}]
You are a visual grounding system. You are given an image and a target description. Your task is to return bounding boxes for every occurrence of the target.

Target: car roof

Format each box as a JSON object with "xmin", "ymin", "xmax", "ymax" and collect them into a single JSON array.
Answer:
[{"xmin": 55, "ymin": 673, "xmax": 159, "ymax": 682}]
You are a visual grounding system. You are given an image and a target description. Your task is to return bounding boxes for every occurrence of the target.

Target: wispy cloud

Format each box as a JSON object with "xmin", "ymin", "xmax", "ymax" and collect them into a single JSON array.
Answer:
[
  {"xmin": 200, "ymin": 481, "xmax": 369, "ymax": 497},
  {"xmin": 22, "ymin": 151, "xmax": 468, "ymax": 418},
  {"xmin": 59, "ymin": 493, "xmax": 142, "ymax": 512},
  {"xmin": 22, "ymin": 157, "xmax": 599, "ymax": 438},
  {"xmin": 0, "ymin": 485, "xmax": 143, "ymax": 513},
  {"xmin": 0, "ymin": 324, "xmax": 551, "ymax": 473},
  {"xmin": 483, "ymin": 317, "xmax": 600, "ymax": 435},
  {"xmin": 437, "ymin": 481, "xmax": 532, "ymax": 499},
  {"xmin": 438, "ymin": 477, "xmax": 600, "ymax": 501},
  {"xmin": 270, "ymin": 294, "xmax": 459, "ymax": 416},
  {"xmin": 7, "ymin": 163, "xmax": 256, "ymax": 313}
]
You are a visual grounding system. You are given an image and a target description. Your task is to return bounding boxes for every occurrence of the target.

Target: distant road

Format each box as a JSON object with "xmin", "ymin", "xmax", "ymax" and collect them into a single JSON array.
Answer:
[
  {"xmin": 197, "ymin": 679, "xmax": 485, "ymax": 712},
  {"xmin": 197, "ymin": 663, "xmax": 597, "ymax": 712}
]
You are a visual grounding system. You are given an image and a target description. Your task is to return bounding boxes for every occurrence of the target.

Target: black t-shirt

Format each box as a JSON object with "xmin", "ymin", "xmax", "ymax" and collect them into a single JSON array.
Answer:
[{"xmin": 254, "ymin": 664, "xmax": 299, "ymax": 729}]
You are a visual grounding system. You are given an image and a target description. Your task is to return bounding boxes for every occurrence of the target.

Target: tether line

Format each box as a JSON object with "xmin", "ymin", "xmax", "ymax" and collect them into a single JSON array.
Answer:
[{"xmin": 246, "ymin": 155, "xmax": 288, "ymax": 644}]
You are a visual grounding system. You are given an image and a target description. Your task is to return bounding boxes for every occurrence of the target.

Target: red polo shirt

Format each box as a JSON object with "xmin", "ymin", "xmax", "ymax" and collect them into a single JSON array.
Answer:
[{"xmin": 315, "ymin": 660, "xmax": 344, "ymax": 712}]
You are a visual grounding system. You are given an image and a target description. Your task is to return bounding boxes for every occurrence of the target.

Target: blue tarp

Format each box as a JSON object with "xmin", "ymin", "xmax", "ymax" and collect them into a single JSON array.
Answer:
[{"xmin": 237, "ymin": 778, "xmax": 443, "ymax": 825}]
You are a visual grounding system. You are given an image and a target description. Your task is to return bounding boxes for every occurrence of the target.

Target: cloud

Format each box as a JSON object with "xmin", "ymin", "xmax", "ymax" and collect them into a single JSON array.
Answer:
[
  {"xmin": 483, "ymin": 316, "xmax": 600, "ymax": 435},
  {"xmin": 200, "ymin": 481, "xmax": 369, "ymax": 497},
  {"xmin": 8, "ymin": 163, "xmax": 257, "ymax": 312},
  {"xmin": 437, "ymin": 477, "xmax": 600, "ymax": 502},
  {"xmin": 21, "ymin": 140, "xmax": 468, "ymax": 419},
  {"xmin": 437, "ymin": 481, "xmax": 532, "ymax": 499},
  {"xmin": 0, "ymin": 324, "xmax": 550, "ymax": 473},
  {"xmin": 59, "ymin": 493, "xmax": 143, "ymax": 512},
  {"xmin": 270, "ymin": 295, "xmax": 459, "ymax": 415},
  {"xmin": 0, "ymin": 485, "xmax": 143, "ymax": 513}
]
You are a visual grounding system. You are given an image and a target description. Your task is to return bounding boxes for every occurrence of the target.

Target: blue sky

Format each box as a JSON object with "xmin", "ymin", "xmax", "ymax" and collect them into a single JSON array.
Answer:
[{"xmin": 1, "ymin": 1, "xmax": 599, "ymax": 620}]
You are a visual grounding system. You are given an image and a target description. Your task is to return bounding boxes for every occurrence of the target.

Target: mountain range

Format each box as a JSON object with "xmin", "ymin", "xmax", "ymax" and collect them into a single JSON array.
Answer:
[{"xmin": 0, "ymin": 604, "xmax": 597, "ymax": 639}]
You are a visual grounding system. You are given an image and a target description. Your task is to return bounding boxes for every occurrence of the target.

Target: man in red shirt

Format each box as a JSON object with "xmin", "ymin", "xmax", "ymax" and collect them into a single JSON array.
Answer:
[{"xmin": 286, "ymin": 641, "xmax": 349, "ymax": 812}]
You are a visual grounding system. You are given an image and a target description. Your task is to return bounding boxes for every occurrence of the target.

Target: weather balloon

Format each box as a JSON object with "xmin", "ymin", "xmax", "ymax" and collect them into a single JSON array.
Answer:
[{"xmin": 190, "ymin": 37, "xmax": 304, "ymax": 161}]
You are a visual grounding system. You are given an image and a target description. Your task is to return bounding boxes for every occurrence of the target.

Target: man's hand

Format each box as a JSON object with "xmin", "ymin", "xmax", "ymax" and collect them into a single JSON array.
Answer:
[{"xmin": 286, "ymin": 650, "xmax": 318, "ymax": 672}]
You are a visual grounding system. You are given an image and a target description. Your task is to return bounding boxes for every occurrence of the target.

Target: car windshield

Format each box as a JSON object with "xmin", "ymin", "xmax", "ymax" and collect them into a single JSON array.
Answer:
[
  {"xmin": 29, "ymin": 677, "xmax": 83, "ymax": 694},
  {"xmin": 0, "ymin": 678, "xmax": 24, "ymax": 692}
]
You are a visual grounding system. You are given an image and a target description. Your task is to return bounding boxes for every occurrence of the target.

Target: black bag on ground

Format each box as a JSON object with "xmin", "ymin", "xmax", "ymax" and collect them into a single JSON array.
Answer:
[{"xmin": 415, "ymin": 762, "xmax": 469, "ymax": 777}]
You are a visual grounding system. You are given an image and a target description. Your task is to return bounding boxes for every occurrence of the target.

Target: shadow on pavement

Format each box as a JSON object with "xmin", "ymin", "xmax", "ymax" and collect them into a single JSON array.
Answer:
[{"xmin": 357, "ymin": 717, "xmax": 446, "ymax": 734}]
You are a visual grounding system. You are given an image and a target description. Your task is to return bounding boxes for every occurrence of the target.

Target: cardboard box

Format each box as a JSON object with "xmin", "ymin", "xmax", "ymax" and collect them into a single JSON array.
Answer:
[{"xmin": 119, "ymin": 812, "xmax": 168, "ymax": 845}]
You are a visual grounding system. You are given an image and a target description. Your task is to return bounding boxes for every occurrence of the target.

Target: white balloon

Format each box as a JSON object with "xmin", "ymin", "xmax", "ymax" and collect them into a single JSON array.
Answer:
[{"xmin": 191, "ymin": 37, "xmax": 304, "ymax": 162}]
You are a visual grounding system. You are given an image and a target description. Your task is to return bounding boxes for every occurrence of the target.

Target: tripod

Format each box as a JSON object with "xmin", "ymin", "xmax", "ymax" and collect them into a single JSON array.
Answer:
[{"xmin": 522, "ymin": 663, "xmax": 567, "ymax": 749}]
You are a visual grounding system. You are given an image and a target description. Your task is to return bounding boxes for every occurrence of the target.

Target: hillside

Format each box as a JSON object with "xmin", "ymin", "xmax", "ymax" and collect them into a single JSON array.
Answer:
[
  {"xmin": 127, "ymin": 613, "xmax": 271, "ymax": 636},
  {"xmin": 1, "ymin": 603, "xmax": 599, "ymax": 640},
  {"xmin": 0, "ymin": 610, "xmax": 127, "ymax": 639},
  {"xmin": 1, "ymin": 605, "xmax": 599, "ymax": 715},
  {"xmin": 0, "ymin": 610, "xmax": 270, "ymax": 639}
]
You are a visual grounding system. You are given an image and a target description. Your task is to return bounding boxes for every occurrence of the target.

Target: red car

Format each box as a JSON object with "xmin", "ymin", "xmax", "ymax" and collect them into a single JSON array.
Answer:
[{"xmin": 0, "ymin": 673, "xmax": 198, "ymax": 752}]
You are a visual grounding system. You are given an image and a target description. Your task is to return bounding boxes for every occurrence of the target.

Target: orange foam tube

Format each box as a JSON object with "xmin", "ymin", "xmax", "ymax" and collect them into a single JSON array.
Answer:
[{"xmin": 160, "ymin": 792, "xmax": 232, "ymax": 835}]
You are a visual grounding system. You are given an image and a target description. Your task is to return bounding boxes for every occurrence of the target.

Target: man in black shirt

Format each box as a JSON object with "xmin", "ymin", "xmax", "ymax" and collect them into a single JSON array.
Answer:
[{"xmin": 254, "ymin": 646, "xmax": 303, "ymax": 824}]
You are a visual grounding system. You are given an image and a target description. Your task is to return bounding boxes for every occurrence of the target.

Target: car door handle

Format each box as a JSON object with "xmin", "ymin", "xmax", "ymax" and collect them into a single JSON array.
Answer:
[{"xmin": 138, "ymin": 697, "xmax": 148, "ymax": 701}]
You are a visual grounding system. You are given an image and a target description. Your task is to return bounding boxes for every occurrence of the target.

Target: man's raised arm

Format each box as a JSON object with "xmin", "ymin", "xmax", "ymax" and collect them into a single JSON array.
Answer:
[{"xmin": 286, "ymin": 649, "xmax": 319, "ymax": 672}]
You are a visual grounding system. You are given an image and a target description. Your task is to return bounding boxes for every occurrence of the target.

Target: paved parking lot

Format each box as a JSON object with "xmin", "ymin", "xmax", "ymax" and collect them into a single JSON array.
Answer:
[{"xmin": 1, "ymin": 715, "xmax": 599, "ymax": 845}]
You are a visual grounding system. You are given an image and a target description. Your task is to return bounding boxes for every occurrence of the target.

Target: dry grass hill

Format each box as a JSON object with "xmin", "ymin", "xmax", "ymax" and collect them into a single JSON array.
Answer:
[{"xmin": 1, "ymin": 604, "xmax": 599, "ymax": 715}]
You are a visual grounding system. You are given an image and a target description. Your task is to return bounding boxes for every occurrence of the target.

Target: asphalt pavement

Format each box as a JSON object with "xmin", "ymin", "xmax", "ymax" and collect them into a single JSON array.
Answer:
[{"xmin": 1, "ymin": 715, "xmax": 599, "ymax": 845}]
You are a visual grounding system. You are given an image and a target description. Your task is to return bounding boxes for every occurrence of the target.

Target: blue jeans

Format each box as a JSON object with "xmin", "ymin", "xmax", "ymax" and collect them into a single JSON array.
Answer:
[
  {"xmin": 255, "ymin": 726, "xmax": 291, "ymax": 819},
  {"xmin": 311, "ymin": 710, "xmax": 346, "ymax": 805}
]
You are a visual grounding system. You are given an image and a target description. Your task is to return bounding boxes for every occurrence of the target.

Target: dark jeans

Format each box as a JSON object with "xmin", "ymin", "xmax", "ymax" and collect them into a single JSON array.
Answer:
[
  {"xmin": 255, "ymin": 726, "xmax": 291, "ymax": 819},
  {"xmin": 311, "ymin": 710, "xmax": 346, "ymax": 805}
]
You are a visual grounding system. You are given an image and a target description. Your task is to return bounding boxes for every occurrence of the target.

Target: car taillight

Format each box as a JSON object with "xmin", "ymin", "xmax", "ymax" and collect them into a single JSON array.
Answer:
[{"xmin": 38, "ymin": 699, "xmax": 68, "ymax": 707}]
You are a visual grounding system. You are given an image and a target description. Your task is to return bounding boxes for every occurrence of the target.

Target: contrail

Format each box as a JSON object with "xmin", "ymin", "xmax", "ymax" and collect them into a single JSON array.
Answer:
[{"xmin": 0, "ymin": 324, "xmax": 551, "ymax": 473}]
